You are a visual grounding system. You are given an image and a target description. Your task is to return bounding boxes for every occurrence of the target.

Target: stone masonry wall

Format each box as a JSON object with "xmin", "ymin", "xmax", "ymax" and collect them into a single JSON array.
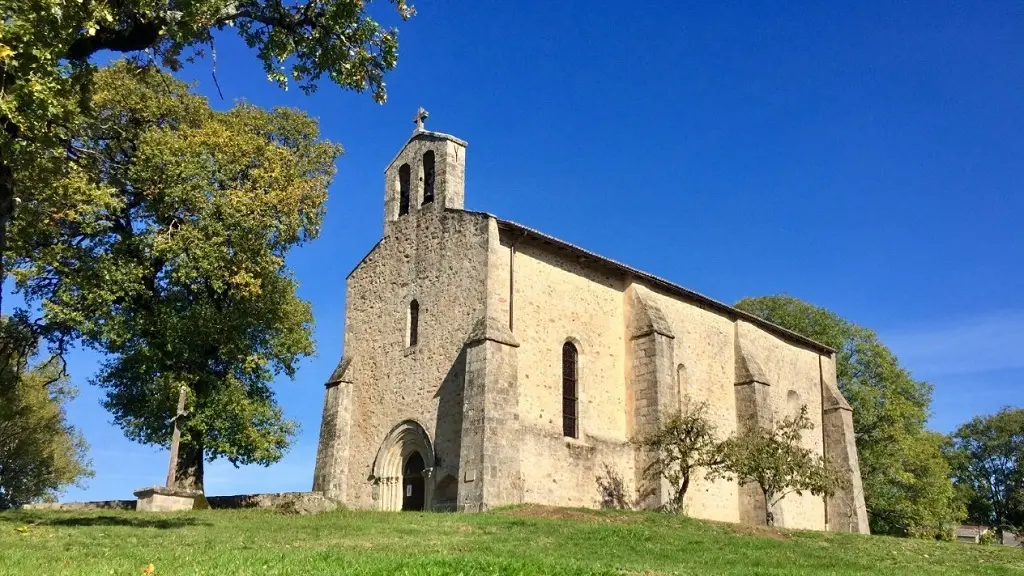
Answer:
[
  {"xmin": 312, "ymin": 376, "xmax": 352, "ymax": 498},
  {"xmin": 500, "ymin": 232, "xmax": 634, "ymax": 507},
  {"xmin": 338, "ymin": 208, "xmax": 490, "ymax": 509},
  {"xmin": 496, "ymin": 235, "xmax": 832, "ymax": 529},
  {"xmin": 643, "ymin": 288, "xmax": 742, "ymax": 523},
  {"xmin": 383, "ymin": 132, "xmax": 466, "ymax": 235},
  {"xmin": 732, "ymin": 320, "xmax": 827, "ymax": 530},
  {"xmin": 458, "ymin": 327, "xmax": 523, "ymax": 511}
]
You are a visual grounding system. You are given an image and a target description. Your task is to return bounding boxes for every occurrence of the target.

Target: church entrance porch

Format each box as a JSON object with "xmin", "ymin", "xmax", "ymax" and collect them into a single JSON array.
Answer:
[{"xmin": 371, "ymin": 420, "xmax": 435, "ymax": 511}]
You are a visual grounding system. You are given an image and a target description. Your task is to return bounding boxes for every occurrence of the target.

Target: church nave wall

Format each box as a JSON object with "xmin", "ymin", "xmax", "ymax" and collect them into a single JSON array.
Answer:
[
  {"xmin": 731, "ymin": 319, "xmax": 827, "ymax": 530},
  {"xmin": 500, "ymin": 233, "xmax": 633, "ymax": 506},
  {"xmin": 642, "ymin": 288, "xmax": 742, "ymax": 523}
]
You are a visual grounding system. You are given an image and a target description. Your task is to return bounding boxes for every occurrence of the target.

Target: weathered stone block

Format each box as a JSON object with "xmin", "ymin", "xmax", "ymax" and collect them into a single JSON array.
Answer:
[{"xmin": 133, "ymin": 486, "xmax": 198, "ymax": 512}]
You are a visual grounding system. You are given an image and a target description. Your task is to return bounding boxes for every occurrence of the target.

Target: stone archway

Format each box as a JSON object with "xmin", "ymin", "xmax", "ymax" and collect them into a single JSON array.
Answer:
[{"xmin": 370, "ymin": 420, "xmax": 435, "ymax": 511}]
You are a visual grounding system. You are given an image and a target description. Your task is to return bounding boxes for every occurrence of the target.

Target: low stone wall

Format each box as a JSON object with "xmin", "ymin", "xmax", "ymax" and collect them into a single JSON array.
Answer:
[
  {"xmin": 22, "ymin": 500, "xmax": 136, "ymax": 511},
  {"xmin": 206, "ymin": 491, "xmax": 334, "ymax": 511},
  {"xmin": 20, "ymin": 491, "xmax": 339, "ymax": 514}
]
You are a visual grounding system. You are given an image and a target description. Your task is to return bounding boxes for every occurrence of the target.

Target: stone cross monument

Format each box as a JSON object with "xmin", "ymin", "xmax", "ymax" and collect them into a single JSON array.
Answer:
[
  {"xmin": 164, "ymin": 387, "xmax": 188, "ymax": 488},
  {"xmin": 133, "ymin": 386, "xmax": 202, "ymax": 511}
]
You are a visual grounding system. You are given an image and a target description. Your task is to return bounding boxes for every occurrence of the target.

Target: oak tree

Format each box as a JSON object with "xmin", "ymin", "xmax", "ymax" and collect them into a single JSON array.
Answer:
[
  {"xmin": 1, "ymin": 0, "xmax": 414, "ymax": 312},
  {"xmin": 9, "ymin": 62, "xmax": 341, "ymax": 490}
]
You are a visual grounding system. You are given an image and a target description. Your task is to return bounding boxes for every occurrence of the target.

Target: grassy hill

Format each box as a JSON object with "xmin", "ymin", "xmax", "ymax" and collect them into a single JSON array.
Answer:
[{"xmin": 1, "ymin": 505, "xmax": 1021, "ymax": 575}]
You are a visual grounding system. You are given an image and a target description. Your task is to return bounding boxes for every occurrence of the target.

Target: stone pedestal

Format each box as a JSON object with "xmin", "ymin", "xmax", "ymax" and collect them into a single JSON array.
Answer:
[{"xmin": 133, "ymin": 486, "xmax": 200, "ymax": 512}]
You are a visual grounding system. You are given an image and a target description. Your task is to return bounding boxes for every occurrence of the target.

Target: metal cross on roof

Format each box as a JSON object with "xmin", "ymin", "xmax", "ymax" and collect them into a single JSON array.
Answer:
[{"xmin": 413, "ymin": 107, "xmax": 429, "ymax": 132}]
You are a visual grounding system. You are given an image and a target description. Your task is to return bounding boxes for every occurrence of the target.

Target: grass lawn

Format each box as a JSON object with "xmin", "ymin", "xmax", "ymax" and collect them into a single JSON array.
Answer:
[{"xmin": 1, "ymin": 504, "xmax": 1021, "ymax": 575}]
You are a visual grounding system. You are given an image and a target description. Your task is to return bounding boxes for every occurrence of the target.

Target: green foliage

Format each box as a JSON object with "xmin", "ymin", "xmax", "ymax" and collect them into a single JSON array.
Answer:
[
  {"xmin": 1, "ymin": 0, "xmax": 414, "ymax": 139},
  {"xmin": 947, "ymin": 407, "xmax": 1024, "ymax": 534},
  {"xmin": 0, "ymin": 0, "xmax": 414, "ymax": 323},
  {"xmin": 876, "ymin": 431, "xmax": 963, "ymax": 540},
  {"xmin": 734, "ymin": 295, "xmax": 963, "ymax": 537},
  {"xmin": 713, "ymin": 405, "xmax": 844, "ymax": 526},
  {"xmin": 9, "ymin": 62, "xmax": 342, "ymax": 489},
  {"xmin": 631, "ymin": 399, "xmax": 722, "ymax": 513},
  {"xmin": 0, "ymin": 319, "xmax": 92, "ymax": 509}
]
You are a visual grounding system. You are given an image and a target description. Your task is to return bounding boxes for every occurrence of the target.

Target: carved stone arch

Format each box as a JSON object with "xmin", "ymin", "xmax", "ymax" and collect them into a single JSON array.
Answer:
[
  {"xmin": 563, "ymin": 335, "xmax": 584, "ymax": 355},
  {"xmin": 370, "ymin": 420, "xmax": 436, "ymax": 511}
]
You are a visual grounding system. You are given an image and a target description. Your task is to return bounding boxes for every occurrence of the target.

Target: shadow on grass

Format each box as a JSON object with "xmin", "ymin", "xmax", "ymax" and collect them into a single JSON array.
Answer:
[{"xmin": 5, "ymin": 514, "xmax": 211, "ymax": 530}]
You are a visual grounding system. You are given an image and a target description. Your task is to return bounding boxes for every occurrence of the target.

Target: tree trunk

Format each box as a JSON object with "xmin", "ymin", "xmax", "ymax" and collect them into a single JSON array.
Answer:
[
  {"xmin": 0, "ymin": 160, "xmax": 14, "ymax": 316},
  {"xmin": 674, "ymin": 473, "xmax": 691, "ymax": 512},
  {"xmin": 764, "ymin": 488, "xmax": 775, "ymax": 527},
  {"xmin": 173, "ymin": 431, "xmax": 204, "ymax": 492}
]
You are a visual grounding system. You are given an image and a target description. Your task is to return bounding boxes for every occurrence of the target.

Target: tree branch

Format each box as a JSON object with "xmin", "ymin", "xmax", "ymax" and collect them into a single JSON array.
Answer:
[{"xmin": 66, "ymin": 19, "xmax": 165, "ymax": 62}]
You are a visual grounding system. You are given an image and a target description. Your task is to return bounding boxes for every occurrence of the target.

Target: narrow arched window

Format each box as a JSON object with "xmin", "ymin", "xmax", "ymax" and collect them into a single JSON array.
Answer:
[
  {"xmin": 398, "ymin": 163, "xmax": 411, "ymax": 216},
  {"xmin": 408, "ymin": 300, "xmax": 419, "ymax": 346},
  {"xmin": 422, "ymin": 151, "xmax": 435, "ymax": 205},
  {"xmin": 562, "ymin": 342, "xmax": 578, "ymax": 438},
  {"xmin": 678, "ymin": 363, "xmax": 690, "ymax": 411}
]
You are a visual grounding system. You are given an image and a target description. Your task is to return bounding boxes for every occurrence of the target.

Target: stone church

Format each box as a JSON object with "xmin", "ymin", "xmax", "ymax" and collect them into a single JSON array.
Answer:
[{"xmin": 312, "ymin": 110, "xmax": 869, "ymax": 533}]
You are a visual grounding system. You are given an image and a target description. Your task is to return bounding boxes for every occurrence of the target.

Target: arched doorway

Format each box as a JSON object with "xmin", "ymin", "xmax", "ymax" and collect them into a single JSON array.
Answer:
[
  {"xmin": 402, "ymin": 453, "xmax": 426, "ymax": 511},
  {"xmin": 370, "ymin": 420, "xmax": 435, "ymax": 511}
]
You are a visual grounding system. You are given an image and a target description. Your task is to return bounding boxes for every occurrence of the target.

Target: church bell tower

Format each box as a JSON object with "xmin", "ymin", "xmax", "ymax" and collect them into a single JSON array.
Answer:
[{"xmin": 383, "ymin": 108, "xmax": 468, "ymax": 235}]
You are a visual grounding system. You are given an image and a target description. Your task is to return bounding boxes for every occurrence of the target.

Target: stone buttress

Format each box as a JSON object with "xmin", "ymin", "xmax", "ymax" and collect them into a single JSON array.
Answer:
[
  {"xmin": 457, "ymin": 315, "xmax": 523, "ymax": 511},
  {"xmin": 820, "ymin": 354, "xmax": 870, "ymax": 533},
  {"xmin": 733, "ymin": 320, "xmax": 777, "ymax": 525},
  {"xmin": 626, "ymin": 284, "xmax": 678, "ymax": 509},
  {"xmin": 312, "ymin": 355, "xmax": 354, "ymax": 501}
]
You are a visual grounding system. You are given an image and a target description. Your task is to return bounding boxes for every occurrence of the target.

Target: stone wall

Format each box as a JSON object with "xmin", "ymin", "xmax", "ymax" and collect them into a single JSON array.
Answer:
[
  {"xmin": 322, "ymin": 207, "xmax": 490, "ymax": 509},
  {"xmin": 383, "ymin": 131, "xmax": 466, "ymax": 235},
  {"xmin": 21, "ymin": 500, "xmax": 136, "ymax": 511},
  {"xmin": 492, "ymin": 231, "xmax": 837, "ymax": 530},
  {"xmin": 642, "ymin": 288, "xmax": 741, "ymax": 522},
  {"xmin": 499, "ymin": 231, "xmax": 634, "ymax": 508},
  {"xmin": 20, "ymin": 492, "xmax": 335, "ymax": 512},
  {"xmin": 732, "ymin": 319, "xmax": 827, "ymax": 530},
  {"xmin": 457, "ymin": 316, "xmax": 523, "ymax": 511}
]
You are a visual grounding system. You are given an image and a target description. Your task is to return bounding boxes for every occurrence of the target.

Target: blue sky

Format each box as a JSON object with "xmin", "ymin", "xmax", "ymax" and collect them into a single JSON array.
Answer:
[{"xmin": 51, "ymin": 0, "xmax": 1023, "ymax": 500}]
